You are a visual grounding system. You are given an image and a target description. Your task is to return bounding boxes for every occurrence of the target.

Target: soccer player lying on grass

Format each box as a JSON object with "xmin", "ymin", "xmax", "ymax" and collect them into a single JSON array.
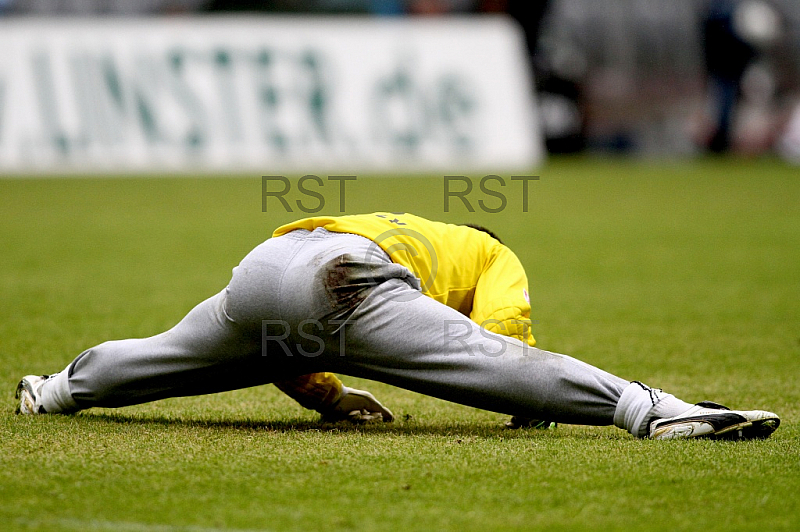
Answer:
[{"xmin": 16, "ymin": 213, "xmax": 780, "ymax": 440}]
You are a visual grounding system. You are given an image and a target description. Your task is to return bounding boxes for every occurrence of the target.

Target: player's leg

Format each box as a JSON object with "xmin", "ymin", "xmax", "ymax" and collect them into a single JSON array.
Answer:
[
  {"xmin": 317, "ymin": 277, "xmax": 778, "ymax": 439},
  {"xmin": 325, "ymin": 278, "xmax": 632, "ymax": 426},
  {"xmin": 24, "ymin": 289, "xmax": 283, "ymax": 414},
  {"xmin": 20, "ymin": 236, "xmax": 309, "ymax": 414}
]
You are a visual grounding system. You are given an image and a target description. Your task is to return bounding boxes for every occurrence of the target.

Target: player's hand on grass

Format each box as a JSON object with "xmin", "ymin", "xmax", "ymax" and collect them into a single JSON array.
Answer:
[
  {"xmin": 505, "ymin": 416, "xmax": 557, "ymax": 430},
  {"xmin": 320, "ymin": 386, "xmax": 394, "ymax": 423}
]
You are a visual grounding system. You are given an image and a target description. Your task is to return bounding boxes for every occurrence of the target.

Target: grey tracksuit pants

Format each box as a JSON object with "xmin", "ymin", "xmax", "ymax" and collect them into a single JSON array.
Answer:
[{"xmin": 58, "ymin": 228, "xmax": 629, "ymax": 425}]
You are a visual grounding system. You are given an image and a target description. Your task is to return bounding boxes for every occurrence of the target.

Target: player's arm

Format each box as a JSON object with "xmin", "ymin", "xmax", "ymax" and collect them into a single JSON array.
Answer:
[
  {"xmin": 470, "ymin": 245, "xmax": 556, "ymax": 430},
  {"xmin": 469, "ymin": 245, "xmax": 536, "ymax": 346},
  {"xmin": 274, "ymin": 373, "xmax": 394, "ymax": 422}
]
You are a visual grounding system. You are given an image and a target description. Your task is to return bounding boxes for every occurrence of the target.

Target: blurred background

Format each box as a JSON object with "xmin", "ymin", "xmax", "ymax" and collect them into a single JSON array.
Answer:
[{"xmin": 3, "ymin": 0, "xmax": 800, "ymax": 166}]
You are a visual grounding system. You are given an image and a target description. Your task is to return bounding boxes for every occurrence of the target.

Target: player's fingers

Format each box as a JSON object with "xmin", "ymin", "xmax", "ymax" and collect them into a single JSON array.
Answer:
[
  {"xmin": 356, "ymin": 390, "xmax": 394, "ymax": 422},
  {"xmin": 377, "ymin": 404, "xmax": 394, "ymax": 422},
  {"xmin": 341, "ymin": 388, "xmax": 394, "ymax": 422},
  {"xmin": 505, "ymin": 416, "xmax": 557, "ymax": 429},
  {"xmin": 345, "ymin": 409, "xmax": 383, "ymax": 423},
  {"xmin": 505, "ymin": 416, "xmax": 530, "ymax": 429}
]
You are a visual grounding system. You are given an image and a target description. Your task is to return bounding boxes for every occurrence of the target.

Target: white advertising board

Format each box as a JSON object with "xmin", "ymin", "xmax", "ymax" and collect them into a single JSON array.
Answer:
[{"xmin": 0, "ymin": 16, "xmax": 542, "ymax": 174}]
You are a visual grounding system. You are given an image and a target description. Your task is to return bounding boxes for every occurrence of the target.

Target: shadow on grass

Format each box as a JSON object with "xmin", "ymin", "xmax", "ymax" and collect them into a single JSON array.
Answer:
[{"xmin": 70, "ymin": 410, "xmax": 614, "ymax": 440}]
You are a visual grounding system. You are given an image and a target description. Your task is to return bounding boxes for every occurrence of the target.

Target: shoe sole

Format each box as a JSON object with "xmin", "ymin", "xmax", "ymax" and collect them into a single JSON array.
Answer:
[
  {"xmin": 15, "ymin": 381, "xmax": 32, "ymax": 415},
  {"xmin": 708, "ymin": 417, "xmax": 780, "ymax": 440},
  {"xmin": 14, "ymin": 376, "xmax": 42, "ymax": 415},
  {"xmin": 652, "ymin": 415, "xmax": 780, "ymax": 440}
]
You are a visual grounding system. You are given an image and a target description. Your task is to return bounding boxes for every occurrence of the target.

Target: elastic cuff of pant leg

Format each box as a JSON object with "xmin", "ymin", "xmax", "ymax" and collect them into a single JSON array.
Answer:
[{"xmin": 39, "ymin": 369, "xmax": 80, "ymax": 414}]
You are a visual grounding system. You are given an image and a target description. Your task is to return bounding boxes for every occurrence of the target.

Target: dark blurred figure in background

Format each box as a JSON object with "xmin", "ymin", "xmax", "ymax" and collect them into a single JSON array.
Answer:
[
  {"xmin": 478, "ymin": 0, "xmax": 549, "ymax": 63},
  {"xmin": 480, "ymin": 1, "xmax": 585, "ymax": 153},
  {"xmin": 702, "ymin": 0, "xmax": 757, "ymax": 153},
  {"xmin": 702, "ymin": 0, "xmax": 786, "ymax": 154}
]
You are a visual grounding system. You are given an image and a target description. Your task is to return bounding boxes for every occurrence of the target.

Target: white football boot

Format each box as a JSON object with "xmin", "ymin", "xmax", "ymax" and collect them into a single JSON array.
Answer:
[
  {"xmin": 15, "ymin": 375, "xmax": 51, "ymax": 414},
  {"xmin": 648, "ymin": 401, "xmax": 780, "ymax": 440}
]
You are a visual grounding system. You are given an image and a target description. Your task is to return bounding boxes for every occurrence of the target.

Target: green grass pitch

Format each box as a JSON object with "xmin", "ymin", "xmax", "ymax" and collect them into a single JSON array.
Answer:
[{"xmin": 1, "ymin": 157, "xmax": 798, "ymax": 531}]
